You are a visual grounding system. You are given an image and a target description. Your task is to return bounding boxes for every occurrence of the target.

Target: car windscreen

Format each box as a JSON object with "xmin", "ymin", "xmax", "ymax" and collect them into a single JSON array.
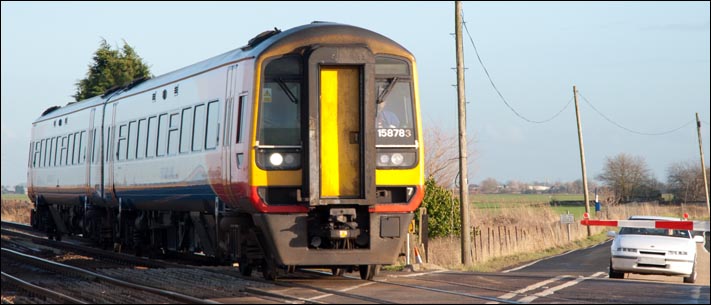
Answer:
[{"xmin": 618, "ymin": 227, "xmax": 690, "ymax": 238}]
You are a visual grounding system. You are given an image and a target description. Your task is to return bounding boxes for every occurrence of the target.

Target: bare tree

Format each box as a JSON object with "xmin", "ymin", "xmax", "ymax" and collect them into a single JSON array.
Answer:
[
  {"xmin": 423, "ymin": 124, "xmax": 475, "ymax": 189},
  {"xmin": 596, "ymin": 153, "xmax": 654, "ymax": 203},
  {"xmin": 480, "ymin": 178, "xmax": 499, "ymax": 194},
  {"xmin": 667, "ymin": 161, "xmax": 709, "ymax": 203},
  {"xmin": 505, "ymin": 180, "xmax": 524, "ymax": 194}
]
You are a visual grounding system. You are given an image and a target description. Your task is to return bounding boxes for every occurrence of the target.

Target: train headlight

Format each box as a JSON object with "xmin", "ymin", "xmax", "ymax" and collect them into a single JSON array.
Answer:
[
  {"xmin": 376, "ymin": 149, "xmax": 417, "ymax": 168},
  {"xmin": 391, "ymin": 153, "xmax": 404, "ymax": 165},
  {"xmin": 256, "ymin": 148, "xmax": 301, "ymax": 170},
  {"xmin": 379, "ymin": 154, "xmax": 390, "ymax": 164},
  {"xmin": 269, "ymin": 153, "xmax": 284, "ymax": 166}
]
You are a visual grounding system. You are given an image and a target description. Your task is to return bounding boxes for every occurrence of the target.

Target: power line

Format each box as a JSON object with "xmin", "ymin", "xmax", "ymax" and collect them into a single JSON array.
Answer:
[
  {"xmin": 578, "ymin": 91, "xmax": 695, "ymax": 136},
  {"xmin": 461, "ymin": 18, "xmax": 573, "ymax": 124}
]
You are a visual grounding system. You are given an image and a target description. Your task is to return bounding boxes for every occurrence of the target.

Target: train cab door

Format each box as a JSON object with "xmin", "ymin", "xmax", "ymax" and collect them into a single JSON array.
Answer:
[
  {"xmin": 307, "ymin": 47, "xmax": 376, "ymax": 204},
  {"xmin": 85, "ymin": 108, "xmax": 96, "ymax": 200},
  {"xmin": 222, "ymin": 64, "xmax": 242, "ymax": 202},
  {"xmin": 105, "ymin": 103, "xmax": 118, "ymax": 203}
]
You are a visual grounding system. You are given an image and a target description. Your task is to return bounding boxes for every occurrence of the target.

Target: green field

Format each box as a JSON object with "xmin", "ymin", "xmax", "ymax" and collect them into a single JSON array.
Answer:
[
  {"xmin": 468, "ymin": 193, "xmax": 599, "ymax": 221},
  {"xmin": 1, "ymin": 193, "xmax": 29, "ymax": 201},
  {"xmin": 471, "ymin": 193, "xmax": 583, "ymax": 207}
]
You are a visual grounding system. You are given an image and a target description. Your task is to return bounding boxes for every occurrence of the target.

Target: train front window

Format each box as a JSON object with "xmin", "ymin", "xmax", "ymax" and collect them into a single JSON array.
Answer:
[
  {"xmin": 375, "ymin": 56, "xmax": 415, "ymax": 147},
  {"xmin": 257, "ymin": 56, "xmax": 302, "ymax": 146}
]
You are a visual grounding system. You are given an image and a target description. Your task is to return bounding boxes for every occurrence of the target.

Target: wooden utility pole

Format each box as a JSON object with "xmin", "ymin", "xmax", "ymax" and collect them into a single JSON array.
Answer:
[
  {"xmin": 696, "ymin": 113, "xmax": 710, "ymax": 214},
  {"xmin": 573, "ymin": 86, "xmax": 591, "ymax": 236},
  {"xmin": 455, "ymin": 1, "xmax": 472, "ymax": 266}
]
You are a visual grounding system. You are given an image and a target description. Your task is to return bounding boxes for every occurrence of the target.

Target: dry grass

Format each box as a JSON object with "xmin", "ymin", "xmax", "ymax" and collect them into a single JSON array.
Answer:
[
  {"xmin": 3, "ymin": 195, "xmax": 705, "ymax": 273},
  {"xmin": 1, "ymin": 199, "xmax": 32, "ymax": 224},
  {"xmin": 415, "ymin": 202, "xmax": 708, "ymax": 271}
]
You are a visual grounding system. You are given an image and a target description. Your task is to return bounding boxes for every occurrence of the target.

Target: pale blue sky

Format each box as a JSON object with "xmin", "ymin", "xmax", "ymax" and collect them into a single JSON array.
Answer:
[{"xmin": 2, "ymin": 1, "xmax": 709, "ymax": 187}]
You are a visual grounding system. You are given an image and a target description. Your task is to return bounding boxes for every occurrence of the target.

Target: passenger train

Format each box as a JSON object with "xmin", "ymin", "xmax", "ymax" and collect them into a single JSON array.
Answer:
[{"xmin": 27, "ymin": 22, "xmax": 424, "ymax": 280}]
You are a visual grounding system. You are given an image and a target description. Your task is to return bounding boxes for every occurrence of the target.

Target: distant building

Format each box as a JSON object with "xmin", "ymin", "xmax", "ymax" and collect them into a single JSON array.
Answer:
[{"xmin": 527, "ymin": 185, "xmax": 551, "ymax": 193}]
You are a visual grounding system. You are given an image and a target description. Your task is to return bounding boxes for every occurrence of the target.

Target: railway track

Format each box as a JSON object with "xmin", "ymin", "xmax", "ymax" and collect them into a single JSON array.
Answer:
[
  {"xmin": 2, "ymin": 221, "xmax": 606, "ymax": 304},
  {"xmin": 1, "ymin": 247, "xmax": 211, "ymax": 304}
]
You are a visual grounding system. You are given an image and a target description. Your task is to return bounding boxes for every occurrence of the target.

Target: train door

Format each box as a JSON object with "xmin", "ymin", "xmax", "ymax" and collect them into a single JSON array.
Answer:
[
  {"xmin": 222, "ymin": 64, "xmax": 243, "ymax": 201},
  {"xmin": 307, "ymin": 47, "xmax": 376, "ymax": 204},
  {"xmin": 319, "ymin": 66, "xmax": 361, "ymax": 198},
  {"xmin": 105, "ymin": 103, "xmax": 117, "ymax": 203},
  {"xmin": 85, "ymin": 108, "xmax": 95, "ymax": 199}
]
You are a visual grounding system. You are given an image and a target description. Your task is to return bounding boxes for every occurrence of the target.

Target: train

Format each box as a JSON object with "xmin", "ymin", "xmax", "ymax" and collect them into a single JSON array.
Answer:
[{"xmin": 27, "ymin": 22, "xmax": 424, "ymax": 280}]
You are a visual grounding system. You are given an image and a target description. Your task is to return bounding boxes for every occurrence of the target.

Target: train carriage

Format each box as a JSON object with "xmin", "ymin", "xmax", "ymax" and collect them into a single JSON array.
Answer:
[{"xmin": 27, "ymin": 22, "xmax": 424, "ymax": 280}]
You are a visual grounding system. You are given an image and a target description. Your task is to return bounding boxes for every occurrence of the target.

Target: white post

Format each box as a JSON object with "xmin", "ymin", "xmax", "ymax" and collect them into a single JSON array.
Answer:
[{"xmin": 406, "ymin": 233, "xmax": 411, "ymax": 266}]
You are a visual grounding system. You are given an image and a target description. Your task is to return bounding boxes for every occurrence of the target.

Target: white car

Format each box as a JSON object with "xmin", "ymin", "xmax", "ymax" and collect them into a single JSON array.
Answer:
[{"xmin": 608, "ymin": 215, "xmax": 705, "ymax": 283}]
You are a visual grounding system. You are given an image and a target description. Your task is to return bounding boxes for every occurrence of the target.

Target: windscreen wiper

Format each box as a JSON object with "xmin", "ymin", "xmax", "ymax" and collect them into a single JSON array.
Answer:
[
  {"xmin": 275, "ymin": 78, "xmax": 299, "ymax": 104},
  {"xmin": 376, "ymin": 77, "xmax": 399, "ymax": 104}
]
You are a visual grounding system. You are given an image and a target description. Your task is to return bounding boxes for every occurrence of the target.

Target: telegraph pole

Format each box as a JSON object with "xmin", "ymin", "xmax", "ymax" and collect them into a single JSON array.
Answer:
[
  {"xmin": 455, "ymin": 1, "xmax": 472, "ymax": 266},
  {"xmin": 696, "ymin": 113, "xmax": 710, "ymax": 214},
  {"xmin": 573, "ymin": 86, "xmax": 591, "ymax": 236}
]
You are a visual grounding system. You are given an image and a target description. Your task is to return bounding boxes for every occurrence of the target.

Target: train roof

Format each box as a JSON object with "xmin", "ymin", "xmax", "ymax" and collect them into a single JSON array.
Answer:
[{"xmin": 34, "ymin": 22, "xmax": 408, "ymax": 123}]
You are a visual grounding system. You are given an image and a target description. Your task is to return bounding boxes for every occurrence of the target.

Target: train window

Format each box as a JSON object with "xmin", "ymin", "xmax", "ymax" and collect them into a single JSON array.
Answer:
[
  {"xmin": 180, "ymin": 107, "xmax": 193, "ymax": 154},
  {"xmin": 92, "ymin": 129, "xmax": 98, "ymax": 164},
  {"xmin": 205, "ymin": 100, "xmax": 219, "ymax": 149},
  {"xmin": 375, "ymin": 56, "xmax": 415, "ymax": 147},
  {"xmin": 67, "ymin": 133, "xmax": 75, "ymax": 165},
  {"xmin": 40, "ymin": 139, "xmax": 46, "ymax": 168},
  {"xmin": 157, "ymin": 114, "xmax": 168, "ymax": 157},
  {"xmin": 79, "ymin": 131, "xmax": 87, "ymax": 164},
  {"xmin": 167, "ymin": 113, "xmax": 180, "ymax": 155},
  {"xmin": 236, "ymin": 96, "xmax": 245, "ymax": 144},
  {"xmin": 257, "ymin": 56, "xmax": 302, "ymax": 146},
  {"xmin": 60, "ymin": 136, "xmax": 67, "ymax": 165},
  {"xmin": 128, "ymin": 121, "xmax": 138, "ymax": 160},
  {"xmin": 55, "ymin": 137, "xmax": 61, "ymax": 166},
  {"xmin": 55, "ymin": 136, "xmax": 61, "ymax": 166},
  {"xmin": 27, "ymin": 142, "xmax": 33, "ymax": 168},
  {"xmin": 105, "ymin": 127, "xmax": 112, "ymax": 162},
  {"xmin": 137, "ymin": 119, "xmax": 147, "ymax": 159},
  {"xmin": 47, "ymin": 137, "xmax": 55, "ymax": 167},
  {"xmin": 73, "ymin": 132, "xmax": 81, "ymax": 164},
  {"xmin": 375, "ymin": 57, "xmax": 410, "ymax": 76},
  {"xmin": 117, "ymin": 124, "xmax": 127, "ymax": 161},
  {"xmin": 147, "ymin": 116, "xmax": 158, "ymax": 158},
  {"xmin": 33, "ymin": 142, "xmax": 40, "ymax": 168},
  {"xmin": 51, "ymin": 137, "xmax": 59, "ymax": 167},
  {"xmin": 192, "ymin": 104, "xmax": 205, "ymax": 152}
]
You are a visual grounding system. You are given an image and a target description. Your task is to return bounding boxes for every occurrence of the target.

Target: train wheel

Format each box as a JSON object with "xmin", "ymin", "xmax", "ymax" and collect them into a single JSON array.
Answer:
[
  {"xmin": 262, "ymin": 262, "xmax": 277, "ymax": 281},
  {"xmin": 331, "ymin": 267, "xmax": 345, "ymax": 276},
  {"xmin": 238, "ymin": 257, "xmax": 253, "ymax": 277},
  {"xmin": 359, "ymin": 264, "xmax": 380, "ymax": 280}
]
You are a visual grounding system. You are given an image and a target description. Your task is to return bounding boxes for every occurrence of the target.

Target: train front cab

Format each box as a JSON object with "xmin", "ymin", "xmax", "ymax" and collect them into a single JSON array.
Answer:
[{"xmin": 246, "ymin": 29, "xmax": 424, "ymax": 280}]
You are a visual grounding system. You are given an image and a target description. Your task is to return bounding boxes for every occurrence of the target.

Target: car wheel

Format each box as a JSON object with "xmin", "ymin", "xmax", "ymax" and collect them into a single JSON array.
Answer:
[
  {"xmin": 609, "ymin": 260, "xmax": 624, "ymax": 279},
  {"xmin": 683, "ymin": 262, "xmax": 696, "ymax": 284}
]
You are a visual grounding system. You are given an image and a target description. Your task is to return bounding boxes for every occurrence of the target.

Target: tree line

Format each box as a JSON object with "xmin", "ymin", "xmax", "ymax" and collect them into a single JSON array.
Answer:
[{"xmin": 425, "ymin": 125, "xmax": 709, "ymax": 205}]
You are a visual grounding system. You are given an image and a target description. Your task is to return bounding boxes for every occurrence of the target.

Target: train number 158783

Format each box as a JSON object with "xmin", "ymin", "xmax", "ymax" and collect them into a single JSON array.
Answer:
[{"xmin": 377, "ymin": 128, "xmax": 412, "ymax": 138}]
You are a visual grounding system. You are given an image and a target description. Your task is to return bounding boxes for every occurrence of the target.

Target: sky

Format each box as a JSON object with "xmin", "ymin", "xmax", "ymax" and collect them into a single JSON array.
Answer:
[{"xmin": 2, "ymin": 1, "xmax": 709, "ymax": 187}]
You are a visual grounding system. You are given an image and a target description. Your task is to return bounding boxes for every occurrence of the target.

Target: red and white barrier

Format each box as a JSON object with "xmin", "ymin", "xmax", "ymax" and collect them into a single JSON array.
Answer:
[{"xmin": 579, "ymin": 213, "xmax": 710, "ymax": 231}]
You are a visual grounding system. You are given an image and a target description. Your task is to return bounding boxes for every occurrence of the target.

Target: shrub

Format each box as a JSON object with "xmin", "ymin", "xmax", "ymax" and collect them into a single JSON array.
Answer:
[{"xmin": 419, "ymin": 177, "xmax": 461, "ymax": 237}]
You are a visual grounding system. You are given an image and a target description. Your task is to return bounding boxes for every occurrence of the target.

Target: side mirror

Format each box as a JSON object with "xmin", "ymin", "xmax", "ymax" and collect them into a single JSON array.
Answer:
[
  {"xmin": 693, "ymin": 235, "xmax": 704, "ymax": 243},
  {"xmin": 607, "ymin": 231, "xmax": 617, "ymax": 238}
]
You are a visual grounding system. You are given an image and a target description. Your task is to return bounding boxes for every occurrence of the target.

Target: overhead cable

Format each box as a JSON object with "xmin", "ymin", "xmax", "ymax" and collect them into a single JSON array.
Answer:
[
  {"xmin": 461, "ymin": 18, "xmax": 572, "ymax": 124},
  {"xmin": 578, "ymin": 92, "xmax": 695, "ymax": 136}
]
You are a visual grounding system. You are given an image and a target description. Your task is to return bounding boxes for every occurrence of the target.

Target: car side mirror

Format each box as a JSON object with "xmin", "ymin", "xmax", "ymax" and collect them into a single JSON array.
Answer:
[
  {"xmin": 607, "ymin": 231, "xmax": 616, "ymax": 238},
  {"xmin": 693, "ymin": 235, "xmax": 704, "ymax": 243}
]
